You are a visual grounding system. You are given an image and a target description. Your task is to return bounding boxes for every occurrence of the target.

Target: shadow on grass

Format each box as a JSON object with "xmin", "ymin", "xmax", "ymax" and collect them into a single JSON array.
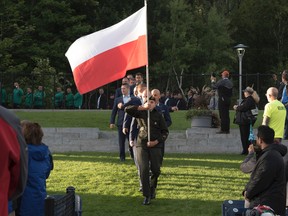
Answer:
[
  {"xmin": 47, "ymin": 152, "xmax": 246, "ymax": 216},
  {"xmin": 46, "ymin": 192, "xmax": 225, "ymax": 216},
  {"xmin": 52, "ymin": 151, "xmax": 245, "ymax": 170}
]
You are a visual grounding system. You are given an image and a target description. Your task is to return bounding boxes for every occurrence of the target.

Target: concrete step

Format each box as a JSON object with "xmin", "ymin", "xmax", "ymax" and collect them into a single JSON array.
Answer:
[{"xmin": 42, "ymin": 127, "xmax": 288, "ymax": 154}]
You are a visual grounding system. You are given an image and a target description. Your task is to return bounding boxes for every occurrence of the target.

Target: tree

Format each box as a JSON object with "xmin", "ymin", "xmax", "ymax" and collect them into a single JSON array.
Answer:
[{"xmin": 151, "ymin": 0, "xmax": 196, "ymax": 94}]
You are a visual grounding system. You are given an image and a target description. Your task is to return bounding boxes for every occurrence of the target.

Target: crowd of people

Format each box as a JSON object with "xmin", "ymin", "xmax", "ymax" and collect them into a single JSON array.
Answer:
[
  {"xmin": 1, "ymin": 73, "xmax": 218, "ymax": 111},
  {"xmin": 2, "ymin": 70, "xmax": 288, "ymax": 213},
  {"xmin": 0, "ymin": 82, "xmax": 84, "ymax": 110}
]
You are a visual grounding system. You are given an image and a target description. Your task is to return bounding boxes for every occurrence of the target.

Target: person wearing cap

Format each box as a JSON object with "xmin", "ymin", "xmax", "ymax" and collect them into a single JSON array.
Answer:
[
  {"xmin": 263, "ymin": 87, "xmax": 286, "ymax": 143},
  {"xmin": 125, "ymin": 96, "xmax": 169, "ymax": 205},
  {"xmin": 211, "ymin": 70, "xmax": 233, "ymax": 134},
  {"xmin": 233, "ymin": 87, "xmax": 260, "ymax": 155}
]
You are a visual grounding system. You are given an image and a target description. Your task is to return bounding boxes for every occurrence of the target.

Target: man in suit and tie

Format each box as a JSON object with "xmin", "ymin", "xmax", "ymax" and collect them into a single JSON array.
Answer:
[
  {"xmin": 96, "ymin": 88, "xmax": 107, "ymax": 109},
  {"xmin": 110, "ymin": 83, "xmax": 131, "ymax": 161}
]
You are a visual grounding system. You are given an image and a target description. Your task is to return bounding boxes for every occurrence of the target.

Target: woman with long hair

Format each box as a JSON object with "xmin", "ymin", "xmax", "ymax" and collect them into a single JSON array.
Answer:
[{"xmin": 234, "ymin": 87, "xmax": 260, "ymax": 155}]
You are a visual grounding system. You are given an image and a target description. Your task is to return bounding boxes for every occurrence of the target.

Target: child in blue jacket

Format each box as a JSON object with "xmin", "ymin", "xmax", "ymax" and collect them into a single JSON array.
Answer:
[{"xmin": 17, "ymin": 122, "xmax": 53, "ymax": 216}]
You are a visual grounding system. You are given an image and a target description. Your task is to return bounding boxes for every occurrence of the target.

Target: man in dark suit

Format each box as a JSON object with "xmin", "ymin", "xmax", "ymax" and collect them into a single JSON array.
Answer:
[
  {"xmin": 176, "ymin": 93, "xmax": 187, "ymax": 110},
  {"xmin": 96, "ymin": 88, "xmax": 107, "ymax": 109},
  {"xmin": 211, "ymin": 70, "xmax": 233, "ymax": 134},
  {"xmin": 115, "ymin": 77, "xmax": 130, "ymax": 98},
  {"xmin": 110, "ymin": 83, "xmax": 131, "ymax": 161}
]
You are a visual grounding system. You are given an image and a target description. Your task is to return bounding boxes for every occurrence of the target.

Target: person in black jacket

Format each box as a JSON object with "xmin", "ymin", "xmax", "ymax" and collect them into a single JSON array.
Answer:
[
  {"xmin": 211, "ymin": 70, "xmax": 233, "ymax": 134},
  {"xmin": 125, "ymin": 96, "xmax": 169, "ymax": 205},
  {"xmin": 96, "ymin": 88, "xmax": 107, "ymax": 109},
  {"xmin": 233, "ymin": 87, "xmax": 259, "ymax": 155},
  {"xmin": 243, "ymin": 125, "xmax": 286, "ymax": 216}
]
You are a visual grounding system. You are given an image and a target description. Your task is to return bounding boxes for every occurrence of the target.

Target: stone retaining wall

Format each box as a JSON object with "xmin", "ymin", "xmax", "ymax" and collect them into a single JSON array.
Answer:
[{"xmin": 42, "ymin": 127, "xmax": 261, "ymax": 154}]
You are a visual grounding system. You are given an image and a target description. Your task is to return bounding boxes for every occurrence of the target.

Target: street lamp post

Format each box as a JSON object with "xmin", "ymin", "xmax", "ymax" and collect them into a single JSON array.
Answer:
[{"xmin": 234, "ymin": 44, "xmax": 248, "ymax": 105}]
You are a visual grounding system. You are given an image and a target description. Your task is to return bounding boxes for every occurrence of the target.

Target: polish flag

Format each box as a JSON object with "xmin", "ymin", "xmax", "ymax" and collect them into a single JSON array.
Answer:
[{"xmin": 65, "ymin": 6, "xmax": 147, "ymax": 94}]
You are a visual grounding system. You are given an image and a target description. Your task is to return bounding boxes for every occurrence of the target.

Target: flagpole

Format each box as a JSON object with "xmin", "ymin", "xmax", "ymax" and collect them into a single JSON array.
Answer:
[{"xmin": 144, "ymin": 0, "xmax": 151, "ymax": 142}]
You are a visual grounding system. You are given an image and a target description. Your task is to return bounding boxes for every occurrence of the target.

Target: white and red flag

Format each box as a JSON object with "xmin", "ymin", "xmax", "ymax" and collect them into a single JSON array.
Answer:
[{"xmin": 65, "ymin": 6, "xmax": 147, "ymax": 94}]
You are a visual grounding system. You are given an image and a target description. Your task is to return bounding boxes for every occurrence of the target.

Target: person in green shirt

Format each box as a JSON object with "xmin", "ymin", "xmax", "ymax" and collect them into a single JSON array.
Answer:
[
  {"xmin": 65, "ymin": 87, "xmax": 74, "ymax": 109},
  {"xmin": 262, "ymin": 87, "xmax": 286, "ymax": 142},
  {"xmin": 74, "ymin": 91, "xmax": 83, "ymax": 109},
  {"xmin": 33, "ymin": 85, "xmax": 46, "ymax": 109},
  {"xmin": 54, "ymin": 87, "xmax": 64, "ymax": 109},
  {"xmin": 13, "ymin": 82, "xmax": 24, "ymax": 108},
  {"xmin": 24, "ymin": 87, "xmax": 33, "ymax": 108}
]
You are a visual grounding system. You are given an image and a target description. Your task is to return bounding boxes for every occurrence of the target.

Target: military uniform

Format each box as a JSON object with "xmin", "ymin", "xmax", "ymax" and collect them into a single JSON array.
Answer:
[{"xmin": 125, "ymin": 105, "xmax": 169, "ymax": 200}]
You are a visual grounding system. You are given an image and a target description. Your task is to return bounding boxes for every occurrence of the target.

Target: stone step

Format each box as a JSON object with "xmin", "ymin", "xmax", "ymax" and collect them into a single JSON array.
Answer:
[{"xmin": 42, "ymin": 128, "xmax": 288, "ymax": 154}]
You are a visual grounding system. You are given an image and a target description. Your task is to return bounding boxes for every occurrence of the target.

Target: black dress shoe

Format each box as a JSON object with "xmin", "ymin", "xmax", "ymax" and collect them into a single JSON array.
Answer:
[
  {"xmin": 150, "ymin": 187, "xmax": 156, "ymax": 199},
  {"xmin": 142, "ymin": 197, "xmax": 151, "ymax": 205}
]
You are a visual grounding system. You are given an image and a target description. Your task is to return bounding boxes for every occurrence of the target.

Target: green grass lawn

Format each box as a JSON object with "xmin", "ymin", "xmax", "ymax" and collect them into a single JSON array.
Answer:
[
  {"xmin": 13, "ymin": 109, "xmax": 263, "ymax": 130},
  {"xmin": 12, "ymin": 110, "xmax": 257, "ymax": 215},
  {"xmin": 47, "ymin": 152, "xmax": 249, "ymax": 216}
]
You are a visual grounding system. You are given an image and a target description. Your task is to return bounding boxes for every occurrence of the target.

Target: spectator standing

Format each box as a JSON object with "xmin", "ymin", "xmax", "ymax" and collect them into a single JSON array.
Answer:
[
  {"xmin": 151, "ymin": 89, "xmax": 172, "ymax": 158},
  {"xmin": 65, "ymin": 87, "xmax": 74, "ymax": 109},
  {"xmin": 24, "ymin": 88, "xmax": 33, "ymax": 109},
  {"xmin": 125, "ymin": 96, "xmax": 169, "ymax": 205},
  {"xmin": 233, "ymin": 87, "xmax": 259, "ymax": 155},
  {"xmin": 54, "ymin": 87, "xmax": 64, "ymax": 109},
  {"xmin": 127, "ymin": 74, "xmax": 136, "ymax": 93},
  {"xmin": 73, "ymin": 91, "xmax": 83, "ymax": 109},
  {"xmin": 96, "ymin": 88, "xmax": 107, "ymax": 109},
  {"xmin": 33, "ymin": 86, "xmax": 45, "ymax": 109},
  {"xmin": 151, "ymin": 89, "xmax": 172, "ymax": 128},
  {"xmin": 211, "ymin": 70, "xmax": 233, "ymax": 134},
  {"xmin": 164, "ymin": 91, "xmax": 178, "ymax": 112},
  {"xmin": 243, "ymin": 125, "xmax": 286, "ymax": 216},
  {"xmin": 110, "ymin": 83, "xmax": 131, "ymax": 161},
  {"xmin": 1, "ymin": 84, "xmax": 7, "ymax": 107},
  {"xmin": 280, "ymin": 70, "xmax": 288, "ymax": 139},
  {"xmin": 115, "ymin": 77, "xmax": 130, "ymax": 98},
  {"xmin": 0, "ymin": 106, "xmax": 28, "ymax": 216},
  {"xmin": 187, "ymin": 90, "xmax": 194, "ymax": 109},
  {"xmin": 176, "ymin": 93, "xmax": 187, "ymax": 110},
  {"xmin": 135, "ymin": 72, "xmax": 144, "ymax": 86},
  {"xmin": 17, "ymin": 122, "xmax": 53, "ymax": 216},
  {"xmin": 208, "ymin": 90, "xmax": 219, "ymax": 110},
  {"xmin": 13, "ymin": 82, "xmax": 24, "ymax": 108},
  {"xmin": 272, "ymin": 73, "xmax": 281, "ymax": 89},
  {"xmin": 262, "ymin": 87, "xmax": 286, "ymax": 142},
  {"xmin": 108, "ymin": 93, "xmax": 115, "ymax": 109}
]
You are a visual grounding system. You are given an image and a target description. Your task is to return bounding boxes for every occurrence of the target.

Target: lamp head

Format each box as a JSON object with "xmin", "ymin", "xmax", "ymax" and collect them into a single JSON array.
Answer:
[{"xmin": 234, "ymin": 44, "xmax": 248, "ymax": 58}]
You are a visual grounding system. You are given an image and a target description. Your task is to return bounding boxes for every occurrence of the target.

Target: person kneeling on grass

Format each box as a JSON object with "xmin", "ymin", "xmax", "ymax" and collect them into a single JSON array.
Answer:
[{"xmin": 125, "ymin": 96, "xmax": 169, "ymax": 205}]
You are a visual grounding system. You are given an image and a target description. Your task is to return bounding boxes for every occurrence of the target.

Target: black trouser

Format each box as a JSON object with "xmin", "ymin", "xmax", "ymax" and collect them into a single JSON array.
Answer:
[
  {"xmin": 136, "ymin": 146, "xmax": 163, "ymax": 197},
  {"xmin": 117, "ymin": 126, "xmax": 129, "ymax": 160},
  {"xmin": 218, "ymin": 97, "xmax": 230, "ymax": 132},
  {"xmin": 239, "ymin": 124, "xmax": 250, "ymax": 154}
]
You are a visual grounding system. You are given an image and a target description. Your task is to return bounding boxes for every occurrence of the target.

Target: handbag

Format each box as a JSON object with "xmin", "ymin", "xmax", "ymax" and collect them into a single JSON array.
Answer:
[{"xmin": 234, "ymin": 108, "xmax": 257, "ymax": 125}]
